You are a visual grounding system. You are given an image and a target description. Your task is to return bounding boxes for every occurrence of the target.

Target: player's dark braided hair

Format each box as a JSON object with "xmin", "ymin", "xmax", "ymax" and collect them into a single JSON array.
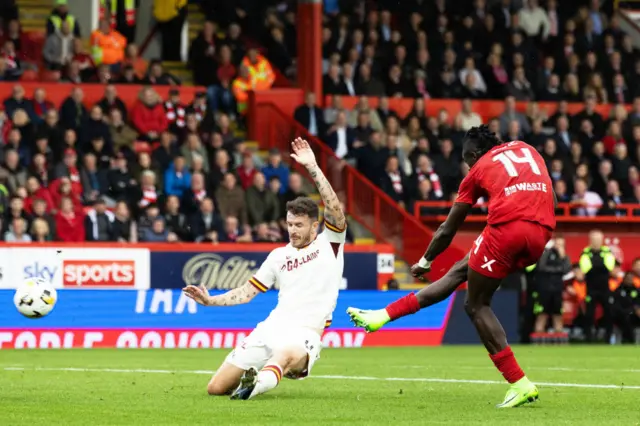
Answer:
[{"xmin": 464, "ymin": 124, "xmax": 502, "ymax": 157}]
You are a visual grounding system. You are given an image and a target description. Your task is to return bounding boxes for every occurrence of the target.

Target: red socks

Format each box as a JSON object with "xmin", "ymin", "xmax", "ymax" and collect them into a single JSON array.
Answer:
[
  {"xmin": 385, "ymin": 293, "xmax": 421, "ymax": 321},
  {"xmin": 489, "ymin": 346, "xmax": 525, "ymax": 384}
]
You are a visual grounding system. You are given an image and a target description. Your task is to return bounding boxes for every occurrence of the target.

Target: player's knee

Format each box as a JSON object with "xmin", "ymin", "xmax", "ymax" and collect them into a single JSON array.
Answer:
[
  {"xmin": 273, "ymin": 347, "xmax": 306, "ymax": 369},
  {"xmin": 207, "ymin": 378, "xmax": 234, "ymax": 396},
  {"xmin": 464, "ymin": 299, "xmax": 479, "ymax": 319}
]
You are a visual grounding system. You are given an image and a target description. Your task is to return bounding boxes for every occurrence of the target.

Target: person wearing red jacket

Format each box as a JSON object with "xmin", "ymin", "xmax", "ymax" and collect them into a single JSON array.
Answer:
[
  {"xmin": 55, "ymin": 196, "xmax": 85, "ymax": 242},
  {"xmin": 130, "ymin": 87, "xmax": 168, "ymax": 143},
  {"xmin": 24, "ymin": 176, "xmax": 54, "ymax": 214},
  {"xmin": 49, "ymin": 177, "xmax": 82, "ymax": 214}
]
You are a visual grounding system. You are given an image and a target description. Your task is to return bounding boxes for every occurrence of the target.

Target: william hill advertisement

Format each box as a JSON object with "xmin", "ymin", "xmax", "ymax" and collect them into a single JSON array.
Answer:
[{"xmin": 150, "ymin": 246, "xmax": 394, "ymax": 291}]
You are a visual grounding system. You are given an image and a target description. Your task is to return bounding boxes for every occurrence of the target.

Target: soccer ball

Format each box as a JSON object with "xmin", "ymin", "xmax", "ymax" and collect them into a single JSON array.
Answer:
[{"xmin": 13, "ymin": 278, "xmax": 57, "ymax": 318}]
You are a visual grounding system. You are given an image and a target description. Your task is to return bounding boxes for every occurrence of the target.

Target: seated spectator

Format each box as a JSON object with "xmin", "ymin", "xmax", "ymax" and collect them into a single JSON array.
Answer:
[
  {"xmin": 135, "ymin": 169, "xmax": 159, "ymax": 210},
  {"xmin": 86, "ymin": 136, "xmax": 113, "ymax": 170},
  {"xmin": 181, "ymin": 171, "xmax": 209, "ymax": 216},
  {"xmin": 47, "ymin": 0, "xmax": 81, "ymax": 37},
  {"xmin": 11, "ymin": 108, "xmax": 36, "ymax": 154},
  {"xmin": 499, "ymin": 96, "xmax": 530, "ymax": 136},
  {"xmin": 3, "ymin": 85, "xmax": 34, "ymax": 121},
  {"xmin": 84, "ymin": 198, "xmax": 114, "ymax": 241},
  {"xmin": 97, "ymin": 84, "xmax": 127, "ymax": 121},
  {"xmin": 108, "ymin": 108, "xmax": 137, "ymax": 155},
  {"xmin": 236, "ymin": 152, "xmax": 257, "ymax": 190},
  {"xmin": 29, "ymin": 153, "xmax": 51, "ymax": 189},
  {"xmin": 71, "ymin": 38, "xmax": 95, "ymax": 80},
  {"xmin": 219, "ymin": 215, "xmax": 252, "ymax": 243},
  {"xmin": 24, "ymin": 177, "xmax": 54, "ymax": 213},
  {"xmin": 164, "ymin": 155, "xmax": 191, "ymax": 197},
  {"xmin": 380, "ymin": 156, "xmax": 409, "ymax": 207},
  {"xmin": 81, "ymin": 105, "xmax": 112, "ymax": 150},
  {"xmin": 107, "ymin": 152, "xmax": 136, "ymax": 203},
  {"xmin": 50, "ymin": 176, "xmax": 82, "ymax": 212},
  {"xmin": 145, "ymin": 60, "xmax": 180, "ymax": 85},
  {"xmin": 163, "ymin": 195, "xmax": 187, "ymax": 241},
  {"xmin": 43, "ymin": 20, "xmax": 74, "ymax": 70},
  {"xmin": 140, "ymin": 217, "xmax": 176, "ymax": 242},
  {"xmin": 266, "ymin": 26, "xmax": 293, "ymax": 78},
  {"xmin": 246, "ymin": 172, "xmax": 278, "ymax": 226},
  {"xmin": 80, "ymin": 152, "xmax": 109, "ymax": 205},
  {"xmin": 60, "ymin": 87, "xmax": 88, "ymax": 131},
  {"xmin": 600, "ymin": 180, "xmax": 625, "ymax": 216},
  {"xmin": 508, "ymin": 67, "xmax": 535, "ymax": 101},
  {"xmin": 30, "ymin": 217, "xmax": 53, "ymax": 242},
  {"xmin": 32, "ymin": 89, "xmax": 54, "ymax": 124},
  {"xmin": 188, "ymin": 92, "xmax": 215, "ymax": 133},
  {"xmin": 242, "ymin": 47, "xmax": 275, "ymax": 91},
  {"xmin": 111, "ymin": 201, "xmax": 136, "ymax": 242},
  {"xmin": 1, "ymin": 40, "xmax": 21, "ymax": 81},
  {"xmin": 294, "ymin": 92, "xmax": 326, "ymax": 138},
  {"xmin": 5, "ymin": 217, "xmax": 31, "ymax": 242},
  {"xmin": 1, "ymin": 149, "xmax": 27, "ymax": 194},
  {"xmin": 117, "ymin": 64, "xmax": 141, "ymax": 84},
  {"xmin": 54, "ymin": 196, "xmax": 84, "ymax": 242},
  {"xmin": 456, "ymin": 99, "xmax": 482, "ymax": 131},
  {"xmin": 0, "ymin": 19, "xmax": 26, "ymax": 55},
  {"xmin": 262, "ymin": 149, "xmax": 289, "ymax": 194},
  {"xmin": 90, "ymin": 19, "xmax": 126, "ymax": 69},
  {"xmin": 123, "ymin": 43, "xmax": 147, "ymax": 80},
  {"xmin": 131, "ymin": 87, "xmax": 168, "ymax": 142},
  {"xmin": 573, "ymin": 178, "xmax": 603, "ymax": 217},
  {"xmin": 164, "ymin": 89, "xmax": 187, "ymax": 132},
  {"xmin": 231, "ymin": 65, "xmax": 254, "ymax": 116},
  {"xmin": 189, "ymin": 197, "xmax": 222, "ymax": 242},
  {"xmin": 281, "ymin": 172, "xmax": 307, "ymax": 220},
  {"xmin": 215, "ymin": 172, "xmax": 247, "ymax": 225},
  {"xmin": 209, "ymin": 148, "xmax": 230, "ymax": 191},
  {"xmin": 254, "ymin": 221, "xmax": 279, "ymax": 243},
  {"xmin": 137, "ymin": 203, "xmax": 159, "ymax": 237},
  {"xmin": 152, "ymin": 131, "xmax": 179, "ymax": 172}
]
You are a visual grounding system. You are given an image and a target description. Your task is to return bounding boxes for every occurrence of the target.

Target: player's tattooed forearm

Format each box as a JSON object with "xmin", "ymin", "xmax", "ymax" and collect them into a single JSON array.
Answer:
[{"xmin": 308, "ymin": 165, "xmax": 346, "ymax": 228}]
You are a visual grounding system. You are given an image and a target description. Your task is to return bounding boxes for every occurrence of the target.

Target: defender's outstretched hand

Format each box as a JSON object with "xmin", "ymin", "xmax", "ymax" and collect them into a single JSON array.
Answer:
[
  {"xmin": 183, "ymin": 285, "xmax": 211, "ymax": 306},
  {"xmin": 290, "ymin": 137, "xmax": 317, "ymax": 168}
]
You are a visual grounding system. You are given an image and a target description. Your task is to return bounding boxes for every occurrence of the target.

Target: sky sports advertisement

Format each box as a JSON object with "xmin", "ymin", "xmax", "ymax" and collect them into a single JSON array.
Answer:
[
  {"xmin": 0, "ymin": 246, "xmax": 394, "ymax": 291},
  {"xmin": 0, "ymin": 289, "xmax": 519, "ymax": 349}
]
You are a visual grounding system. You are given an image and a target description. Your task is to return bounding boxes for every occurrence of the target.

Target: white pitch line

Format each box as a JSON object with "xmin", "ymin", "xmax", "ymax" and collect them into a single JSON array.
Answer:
[
  {"xmin": 3, "ymin": 367, "xmax": 640, "ymax": 390},
  {"xmin": 404, "ymin": 365, "xmax": 640, "ymax": 374}
]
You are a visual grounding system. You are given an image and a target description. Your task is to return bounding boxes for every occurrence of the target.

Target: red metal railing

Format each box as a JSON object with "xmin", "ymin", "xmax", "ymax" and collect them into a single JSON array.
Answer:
[
  {"xmin": 414, "ymin": 201, "xmax": 640, "ymax": 223},
  {"xmin": 253, "ymin": 103, "xmax": 468, "ymax": 274}
]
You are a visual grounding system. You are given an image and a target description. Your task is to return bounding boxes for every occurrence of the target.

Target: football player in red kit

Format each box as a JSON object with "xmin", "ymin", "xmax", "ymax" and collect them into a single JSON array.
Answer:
[{"xmin": 348, "ymin": 125, "xmax": 556, "ymax": 408}]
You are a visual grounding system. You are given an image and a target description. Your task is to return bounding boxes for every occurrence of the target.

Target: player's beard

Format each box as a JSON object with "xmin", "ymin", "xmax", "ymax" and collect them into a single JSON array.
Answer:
[{"xmin": 291, "ymin": 232, "xmax": 312, "ymax": 248}]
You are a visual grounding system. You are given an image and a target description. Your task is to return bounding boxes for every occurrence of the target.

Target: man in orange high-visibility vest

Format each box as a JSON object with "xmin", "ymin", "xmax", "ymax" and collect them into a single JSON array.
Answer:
[
  {"xmin": 91, "ymin": 19, "xmax": 127, "ymax": 68},
  {"xmin": 232, "ymin": 65, "xmax": 255, "ymax": 116},
  {"xmin": 99, "ymin": 0, "xmax": 137, "ymax": 42},
  {"xmin": 241, "ymin": 48, "xmax": 275, "ymax": 91}
]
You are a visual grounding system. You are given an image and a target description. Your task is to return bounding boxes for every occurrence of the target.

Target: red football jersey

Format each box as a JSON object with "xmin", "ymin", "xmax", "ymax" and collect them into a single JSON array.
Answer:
[{"xmin": 456, "ymin": 141, "xmax": 556, "ymax": 230}]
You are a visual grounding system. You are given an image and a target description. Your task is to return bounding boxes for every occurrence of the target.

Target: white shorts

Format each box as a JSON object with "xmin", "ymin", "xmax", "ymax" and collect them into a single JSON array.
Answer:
[{"xmin": 224, "ymin": 323, "xmax": 322, "ymax": 379}]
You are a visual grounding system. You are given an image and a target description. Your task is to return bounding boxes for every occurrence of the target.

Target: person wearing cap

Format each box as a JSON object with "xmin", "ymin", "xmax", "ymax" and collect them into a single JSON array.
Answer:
[{"xmin": 47, "ymin": 0, "xmax": 81, "ymax": 38}]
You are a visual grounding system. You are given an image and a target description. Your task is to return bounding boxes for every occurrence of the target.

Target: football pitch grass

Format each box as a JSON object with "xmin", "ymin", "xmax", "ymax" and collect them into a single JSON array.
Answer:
[{"xmin": 2, "ymin": 346, "xmax": 639, "ymax": 425}]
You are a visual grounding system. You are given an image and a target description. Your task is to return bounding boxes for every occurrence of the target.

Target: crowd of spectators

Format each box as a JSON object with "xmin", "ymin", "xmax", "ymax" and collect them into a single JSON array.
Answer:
[
  {"xmin": 283, "ymin": 0, "xmax": 640, "ymax": 217},
  {"xmin": 0, "ymin": 82, "xmax": 324, "ymax": 244}
]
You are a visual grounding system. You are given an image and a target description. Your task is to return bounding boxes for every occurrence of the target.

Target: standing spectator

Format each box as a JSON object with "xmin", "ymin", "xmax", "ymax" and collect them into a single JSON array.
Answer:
[
  {"xmin": 54, "ymin": 196, "xmax": 84, "ymax": 242},
  {"xmin": 517, "ymin": 0, "xmax": 550, "ymax": 41},
  {"xmin": 261, "ymin": 149, "xmax": 289, "ymax": 194},
  {"xmin": 580, "ymin": 230, "xmax": 616, "ymax": 342},
  {"xmin": 154, "ymin": 0, "xmax": 187, "ymax": 61},
  {"xmin": 164, "ymin": 156, "xmax": 191, "ymax": 197},
  {"xmin": 231, "ymin": 65, "xmax": 253, "ymax": 116},
  {"xmin": 245, "ymin": 172, "xmax": 278, "ymax": 226},
  {"xmin": 130, "ymin": 87, "xmax": 168, "ymax": 142},
  {"xmin": 59, "ymin": 87, "xmax": 88, "ymax": 132},
  {"xmin": 325, "ymin": 110, "xmax": 357, "ymax": 159},
  {"xmin": 43, "ymin": 20, "xmax": 74, "ymax": 70},
  {"xmin": 210, "ymin": 45, "xmax": 236, "ymax": 115},
  {"xmin": 90, "ymin": 19, "xmax": 126, "ymax": 68},
  {"xmin": 189, "ymin": 20, "xmax": 219, "ymax": 88},
  {"xmin": 84, "ymin": 198, "xmax": 114, "ymax": 241},
  {"xmin": 47, "ymin": 0, "xmax": 81, "ymax": 37},
  {"xmin": 529, "ymin": 237, "xmax": 571, "ymax": 334},
  {"xmin": 215, "ymin": 172, "xmax": 247, "ymax": 225},
  {"xmin": 293, "ymin": 92, "xmax": 326, "ymax": 138},
  {"xmin": 99, "ymin": 0, "xmax": 137, "ymax": 43}
]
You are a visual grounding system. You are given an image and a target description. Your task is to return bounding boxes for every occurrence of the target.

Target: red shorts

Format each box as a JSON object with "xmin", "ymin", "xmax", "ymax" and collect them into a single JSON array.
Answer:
[{"xmin": 468, "ymin": 220, "xmax": 552, "ymax": 279}]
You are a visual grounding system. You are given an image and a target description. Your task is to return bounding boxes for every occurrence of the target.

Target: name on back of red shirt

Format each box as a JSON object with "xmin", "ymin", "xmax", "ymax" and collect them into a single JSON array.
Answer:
[{"xmin": 504, "ymin": 182, "xmax": 548, "ymax": 197}]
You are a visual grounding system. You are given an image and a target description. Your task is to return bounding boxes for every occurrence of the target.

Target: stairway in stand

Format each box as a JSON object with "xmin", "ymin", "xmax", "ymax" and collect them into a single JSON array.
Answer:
[
  {"xmin": 162, "ymin": 3, "xmax": 206, "ymax": 87},
  {"xmin": 16, "ymin": 0, "xmax": 52, "ymax": 33}
]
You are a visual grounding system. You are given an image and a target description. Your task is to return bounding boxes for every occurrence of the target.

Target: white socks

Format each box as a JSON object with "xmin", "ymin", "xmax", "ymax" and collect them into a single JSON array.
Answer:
[{"xmin": 249, "ymin": 364, "xmax": 283, "ymax": 399}]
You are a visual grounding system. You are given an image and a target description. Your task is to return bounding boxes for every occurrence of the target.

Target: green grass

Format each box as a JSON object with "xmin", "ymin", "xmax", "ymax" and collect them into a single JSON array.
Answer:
[{"xmin": 2, "ymin": 346, "xmax": 639, "ymax": 425}]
